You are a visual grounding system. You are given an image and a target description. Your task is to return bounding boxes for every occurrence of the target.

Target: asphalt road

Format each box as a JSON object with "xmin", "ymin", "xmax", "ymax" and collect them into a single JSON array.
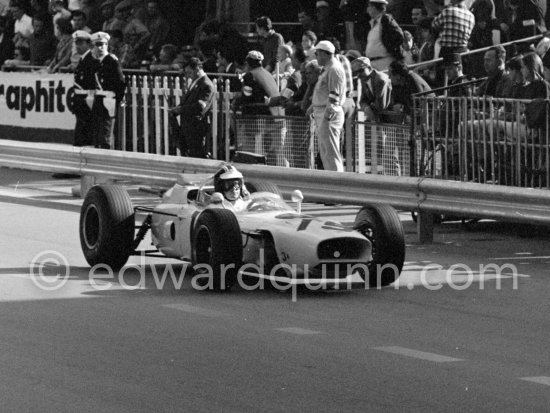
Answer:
[{"xmin": 1, "ymin": 167, "xmax": 550, "ymax": 412}]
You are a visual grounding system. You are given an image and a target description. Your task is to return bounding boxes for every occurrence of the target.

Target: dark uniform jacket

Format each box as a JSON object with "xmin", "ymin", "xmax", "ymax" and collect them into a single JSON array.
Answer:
[{"xmin": 74, "ymin": 51, "xmax": 126, "ymax": 101}]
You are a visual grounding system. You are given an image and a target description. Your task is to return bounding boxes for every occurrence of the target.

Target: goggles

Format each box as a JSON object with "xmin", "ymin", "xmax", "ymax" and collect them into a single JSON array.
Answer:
[{"xmin": 222, "ymin": 179, "xmax": 242, "ymax": 192}]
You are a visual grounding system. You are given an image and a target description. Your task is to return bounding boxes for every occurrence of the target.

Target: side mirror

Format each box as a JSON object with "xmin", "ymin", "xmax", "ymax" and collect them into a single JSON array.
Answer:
[{"xmin": 291, "ymin": 189, "xmax": 304, "ymax": 214}]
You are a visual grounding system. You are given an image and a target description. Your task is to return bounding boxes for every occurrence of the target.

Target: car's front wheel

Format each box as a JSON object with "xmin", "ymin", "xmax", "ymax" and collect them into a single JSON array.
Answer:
[
  {"xmin": 353, "ymin": 204, "xmax": 405, "ymax": 287},
  {"xmin": 192, "ymin": 209, "xmax": 242, "ymax": 291},
  {"xmin": 79, "ymin": 185, "xmax": 135, "ymax": 271}
]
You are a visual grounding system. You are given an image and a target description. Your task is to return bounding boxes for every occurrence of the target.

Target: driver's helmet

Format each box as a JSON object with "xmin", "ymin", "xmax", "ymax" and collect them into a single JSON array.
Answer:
[{"xmin": 213, "ymin": 164, "xmax": 246, "ymax": 201}]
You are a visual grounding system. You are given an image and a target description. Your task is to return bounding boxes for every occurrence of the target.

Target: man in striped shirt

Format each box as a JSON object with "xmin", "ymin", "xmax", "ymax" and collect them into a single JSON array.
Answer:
[
  {"xmin": 432, "ymin": 0, "xmax": 474, "ymax": 60},
  {"xmin": 309, "ymin": 40, "xmax": 346, "ymax": 172}
]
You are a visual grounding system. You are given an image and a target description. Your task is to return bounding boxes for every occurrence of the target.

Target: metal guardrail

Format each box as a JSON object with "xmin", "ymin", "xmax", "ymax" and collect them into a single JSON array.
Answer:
[{"xmin": 1, "ymin": 139, "xmax": 550, "ymax": 243}]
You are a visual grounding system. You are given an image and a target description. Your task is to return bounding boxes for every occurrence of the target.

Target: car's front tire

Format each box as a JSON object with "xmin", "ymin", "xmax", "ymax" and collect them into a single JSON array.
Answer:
[
  {"xmin": 354, "ymin": 204, "xmax": 405, "ymax": 287},
  {"xmin": 79, "ymin": 185, "xmax": 135, "ymax": 271},
  {"xmin": 192, "ymin": 209, "xmax": 242, "ymax": 291}
]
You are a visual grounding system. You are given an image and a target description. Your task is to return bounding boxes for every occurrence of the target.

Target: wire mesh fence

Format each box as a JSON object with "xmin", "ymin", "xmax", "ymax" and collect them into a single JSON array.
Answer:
[
  {"xmin": 354, "ymin": 120, "xmax": 411, "ymax": 176},
  {"xmin": 234, "ymin": 115, "xmax": 317, "ymax": 168}
]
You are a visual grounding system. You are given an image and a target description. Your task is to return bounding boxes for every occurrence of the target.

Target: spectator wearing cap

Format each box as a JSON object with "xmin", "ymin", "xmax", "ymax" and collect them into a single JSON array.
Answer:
[
  {"xmin": 364, "ymin": 0, "xmax": 404, "ymax": 72},
  {"xmin": 72, "ymin": 31, "xmax": 125, "ymax": 148},
  {"xmin": 234, "ymin": 50, "xmax": 287, "ymax": 166},
  {"xmin": 431, "ymin": 0, "xmax": 474, "ymax": 62},
  {"xmin": 314, "ymin": 0, "xmax": 344, "ymax": 45},
  {"xmin": 235, "ymin": 51, "xmax": 279, "ymax": 113},
  {"xmin": 326, "ymin": 36, "xmax": 355, "ymax": 145},
  {"xmin": 442, "ymin": 52, "xmax": 471, "ymax": 97},
  {"xmin": 351, "ymin": 56, "xmax": 392, "ymax": 122},
  {"xmin": 28, "ymin": 13, "xmax": 56, "ymax": 66},
  {"xmin": 309, "ymin": 40, "xmax": 346, "ymax": 172},
  {"xmin": 46, "ymin": 17, "xmax": 73, "ymax": 72},
  {"xmin": 69, "ymin": 29, "xmax": 91, "ymax": 70},
  {"xmin": 255, "ymin": 16, "xmax": 284, "ymax": 73},
  {"xmin": 10, "ymin": 2, "xmax": 33, "ymax": 48},
  {"xmin": 169, "ymin": 57, "xmax": 214, "ymax": 158}
]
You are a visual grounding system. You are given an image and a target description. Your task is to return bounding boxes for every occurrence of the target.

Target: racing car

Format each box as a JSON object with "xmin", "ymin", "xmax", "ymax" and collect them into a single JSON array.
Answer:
[{"xmin": 78, "ymin": 168, "xmax": 405, "ymax": 291}]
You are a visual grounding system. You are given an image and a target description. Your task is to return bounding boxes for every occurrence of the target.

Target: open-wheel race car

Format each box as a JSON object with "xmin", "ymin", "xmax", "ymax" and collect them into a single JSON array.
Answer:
[{"xmin": 79, "ymin": 166, "xmax": 406, "ymax": 291}]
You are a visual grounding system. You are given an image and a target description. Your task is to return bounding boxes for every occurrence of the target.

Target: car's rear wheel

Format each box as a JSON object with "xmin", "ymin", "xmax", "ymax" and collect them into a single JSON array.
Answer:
[
  {"xmin": 192, "ymin": 209, "xmax": 242, "ymax": 291},
  {"xmin": 79, "ymin": 185, "xmax": 135, "ymax": 271},
  {"xmin": 353, "ymin": 204, "xmax": 405, "ymax": 287},
  {"xmin": 246, "ymin": 181, "xmax": 282, "ymax": 197}
]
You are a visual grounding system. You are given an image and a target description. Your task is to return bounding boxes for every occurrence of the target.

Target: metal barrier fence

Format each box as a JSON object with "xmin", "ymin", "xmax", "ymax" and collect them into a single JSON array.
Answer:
[
  {"xmin": 413, "ymin": 95, "xmax": 550, "ymax": 189},
  {"xmin": 355, "ymin": 111, "xmax": 411, "ymax": 176},
  {"xmin": 234, "ymin": 112, "xmax": 412, "ymax": 175},
  {"xmin": 234, "ymin": 115, "xmax": 314, "ymax": 168}
]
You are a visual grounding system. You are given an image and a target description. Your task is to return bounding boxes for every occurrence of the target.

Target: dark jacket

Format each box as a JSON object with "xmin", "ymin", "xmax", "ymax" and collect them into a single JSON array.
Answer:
[
  {"xmin": 237, "ymin": 66, "xmax": 280, "ymax": 115},
  {"xmin": 393, "ymin": 71, "xmax": 433, "ymax": 114},
  {"xmin": 175, "ymin": 74, "xmax": 215, "ymax": 121},
  {"xmin": 363, "ymin": 13, "xmax": 404, "ymax": 60},
  {"xmin": 359, "ymin": 69, "xmax": 392, "ymax": 115},
  {"xmin": 0, "ymin": 33, "xmax": 14, "ymax": 66},
  {"xmin": 476, "ymin": 69, "xmax": 514, "ymax": 98},
  {"xmin": 74, "ymin": 52, "xmax": 126, "ymax": 101}
]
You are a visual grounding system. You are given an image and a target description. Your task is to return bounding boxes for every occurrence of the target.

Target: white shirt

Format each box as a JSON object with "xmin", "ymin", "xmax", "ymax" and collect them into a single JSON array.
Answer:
[
  {"xmin": 14, "ymin": 13, "xmax": 33, "ymax": 38},
  {"xmin": 365, "ymin": 16, "xmax": 389, "ymax": 59}
]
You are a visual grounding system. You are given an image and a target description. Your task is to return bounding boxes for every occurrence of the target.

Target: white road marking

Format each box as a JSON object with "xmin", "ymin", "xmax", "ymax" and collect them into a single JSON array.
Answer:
[
  {"xmin": 489, "ymin": 256, "xmax": 550, "ymax": 260},
  {"xmin": 163, "ymin": 304, "xmax": 229, "ymax": 318},
  {"xmin": 520, "ymin": 376, "xmax": 550, "ymax": 386},
  {"xmin": 276, "ymin": 327, "xmax": 323, "ymax": 335},
  {"xmin": 373, "ymin": 346, "xmax": 463, "ymax": 362}
]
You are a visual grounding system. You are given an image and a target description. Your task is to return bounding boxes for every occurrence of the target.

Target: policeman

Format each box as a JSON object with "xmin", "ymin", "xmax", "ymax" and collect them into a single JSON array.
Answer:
[
  {"xmin": 73, "ymin": 31, "xmax": 126, "ymax": 149},
  {"xmin": 72, "ymin": 31, "xmax": 93, "ymax": 147}
]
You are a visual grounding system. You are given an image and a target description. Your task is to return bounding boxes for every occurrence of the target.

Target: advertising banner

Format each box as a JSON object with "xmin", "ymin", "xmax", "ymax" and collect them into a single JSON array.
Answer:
[{"xmin": 0, "ymin": 72, "xmax": 76, "ymax": 129}]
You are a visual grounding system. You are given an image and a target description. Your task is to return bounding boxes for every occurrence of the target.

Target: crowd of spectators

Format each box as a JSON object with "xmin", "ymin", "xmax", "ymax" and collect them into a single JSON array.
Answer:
[{"xmin": 0, "ymin": 0, "xmax": 549, "ymax": 168}]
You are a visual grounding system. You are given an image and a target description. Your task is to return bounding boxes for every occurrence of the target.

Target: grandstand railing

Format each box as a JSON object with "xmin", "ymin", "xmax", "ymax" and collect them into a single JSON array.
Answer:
[{"xmin": 413, "ymin": 94, "xmax": 550, "ymax": 189}]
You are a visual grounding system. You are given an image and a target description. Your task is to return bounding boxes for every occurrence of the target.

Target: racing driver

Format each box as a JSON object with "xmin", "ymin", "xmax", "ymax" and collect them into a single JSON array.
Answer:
[{"xmin": 213, "ymin": 165, "xmax": 250, "ymax": 211}]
